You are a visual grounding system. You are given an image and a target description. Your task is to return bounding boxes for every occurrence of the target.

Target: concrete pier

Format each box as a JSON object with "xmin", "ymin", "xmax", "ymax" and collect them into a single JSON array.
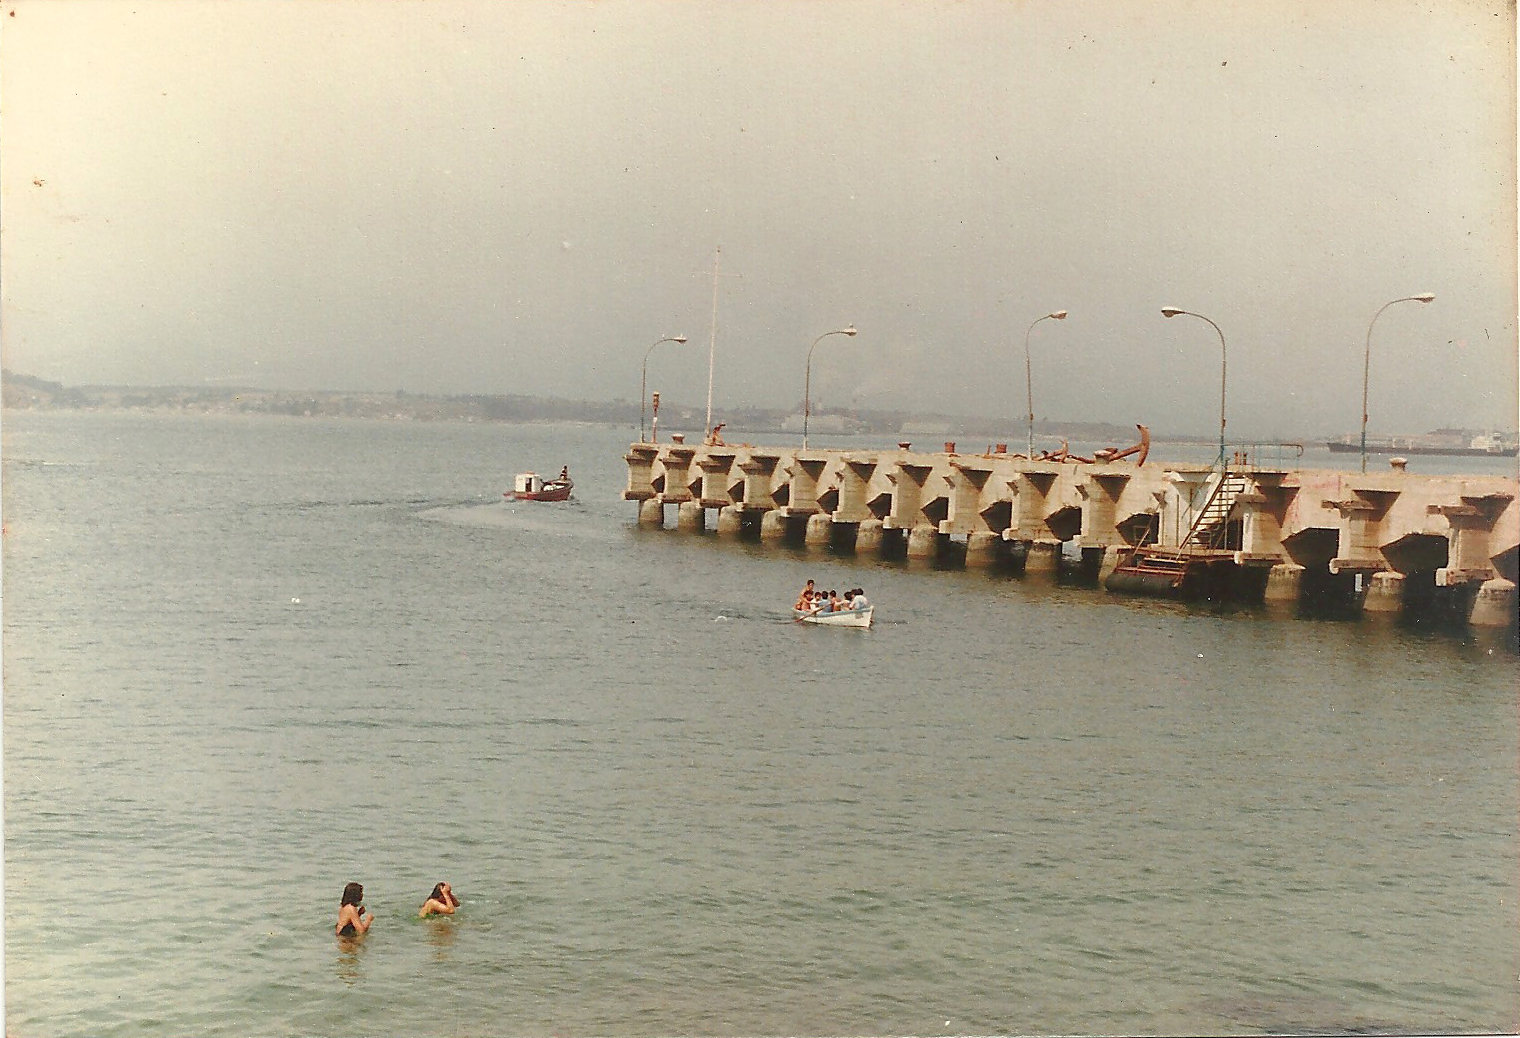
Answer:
[
  {"xmin": 1264, "ymin": 563, "xmax": 1304, "ymax": 603},
  {"xmin": 1361, "ymin": 571, "xmax": 1405, "ymax": 616},
  {"xmin": 716, "ymin": 506, "xmax": 742, "ymax": 537},
  {"xmin": 965, "ymin": 532, "xmax": 1000, "ymax": 568},
  {"xmin": 676, "ymin": 500, "xmax": 706, "ymax": 532},
  {"xmin": 638, "ymin": 499, "xmax": 665, "ymax": 528},
  {"xmin": 906, "ymin": 525, "xmax": 939, "ymax": 560},
  {"xmin": 856, "ymin": 518, "xmax": 884, "ymax": 555},
  {"xmin": 760, "ymin": 510, "xmax": 787, "ymax": 543},
  {"xmin": 625, "ymin": 439, "xmax": 1520, "ymax": 629},
  {"xmin": 805, "ymin": 513, "xmax": 832, "ymax": 548},
  {"xmin": 1470, "ymin": 578, "xmax": 1519, "ymax": 628},
  {"xmin": 1024, "ymin": 539, "xmax": 1063, "ymax": 575}
]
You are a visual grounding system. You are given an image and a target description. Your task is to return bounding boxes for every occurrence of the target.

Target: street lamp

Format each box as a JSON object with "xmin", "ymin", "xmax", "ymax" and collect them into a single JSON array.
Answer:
[
  {"xmin": 1161, "ymin": 307, "xmax": 1228, "ymax": 467},
  {"xmin": 1023, "ymin": 310, "xmax": 1068, "ymax": 460},
  {"xmin": 803, "ymin": 326, "xmax": 858, "ymax": 449},
  {"xmin": 1362, "ymin": 293, "xmax": 1435, "ymax": 472},
  {"xmin": 641, "ymin": 336, "xmax": 687, "ymax": 442}
]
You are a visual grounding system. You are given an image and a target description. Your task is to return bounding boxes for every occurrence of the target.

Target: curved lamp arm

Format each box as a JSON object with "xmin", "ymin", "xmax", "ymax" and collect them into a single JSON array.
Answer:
[
  {"xmin": 803, "ymin": 326, "xmax": 858, "ymax": 450},
  {"xmin": 1362, "ymin": 294, "xmax": 1435, "ymax": 472},
  {"xmin": 640, "ymin": 336, "xmax": 687, "ymax": 442},
  {"xmin": 1023, "ymin": 310, "xmax": 1068, "ymax": 460}
]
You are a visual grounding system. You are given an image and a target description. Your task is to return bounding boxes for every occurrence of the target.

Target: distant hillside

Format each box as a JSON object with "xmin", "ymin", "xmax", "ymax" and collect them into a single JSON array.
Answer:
[{"xmin": 0, "ymin": 369, "xmax": 1173, "ymax": 446}]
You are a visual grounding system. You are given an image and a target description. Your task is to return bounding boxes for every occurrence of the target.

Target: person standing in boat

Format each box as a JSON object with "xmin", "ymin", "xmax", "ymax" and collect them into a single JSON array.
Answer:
[{"xmin": 794, "ymin": 579, "xmax": 816, "ymax": 611}]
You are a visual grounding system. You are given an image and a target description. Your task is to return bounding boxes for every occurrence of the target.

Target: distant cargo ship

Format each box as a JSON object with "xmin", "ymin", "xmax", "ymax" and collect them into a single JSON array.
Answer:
[{"xmin": 1326, "ymin": 431, "xmax": 1517, "ymax": 457}]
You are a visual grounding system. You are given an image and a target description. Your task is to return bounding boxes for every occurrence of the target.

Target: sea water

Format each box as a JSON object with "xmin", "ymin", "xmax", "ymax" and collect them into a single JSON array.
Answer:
[{"xmin": 5, "ymin": 411, "xmax": 1517, "ymax": 1037}]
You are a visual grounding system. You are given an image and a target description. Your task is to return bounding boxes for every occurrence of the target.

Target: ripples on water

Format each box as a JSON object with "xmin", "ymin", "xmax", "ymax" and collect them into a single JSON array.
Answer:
[{"xmin": 5, "ymin": 413, "xmax": 1517, "ymax": 1037}]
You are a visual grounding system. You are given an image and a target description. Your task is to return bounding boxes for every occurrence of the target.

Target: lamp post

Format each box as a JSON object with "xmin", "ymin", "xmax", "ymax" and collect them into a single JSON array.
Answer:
[
  {"xmin": 640, "ymin": 336, "xmax": 687, "ymax": 442},
  {"xmin": 1161, "ymin": 307, "xmax": 1228, "ymax": 467},
  {"xmin": 803, "ymin": 326, "xmax": 858, "ymax": 449},
  {"xmin": 1023, "ymin": 310, "xmax": 1068, "ymax": 460},
  {"xmin": 1361, "ymin": 294, "xmax": 1435, "ymax": 472}
]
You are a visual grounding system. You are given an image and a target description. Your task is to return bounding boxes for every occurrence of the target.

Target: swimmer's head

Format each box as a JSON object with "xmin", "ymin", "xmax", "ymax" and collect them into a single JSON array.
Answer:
[
  {"xmin": 429, "ymin": 882, "xmax": 447, "ymax": 902},
  {"xmin": 341, "ymin": 882, "xmax": 364, "ymax": 907}
]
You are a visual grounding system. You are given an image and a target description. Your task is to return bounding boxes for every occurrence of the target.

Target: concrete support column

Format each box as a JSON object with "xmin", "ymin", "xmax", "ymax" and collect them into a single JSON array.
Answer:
[
  {"xmin": 835, "ymin": 459, "xmax": 878, "ymax": 523},
  {"xmin": 855, "ymin": 518, "xmax": 884, "ymax": 556},
  {"xmin": 1264, "ymin": 563, "xmax": 1304, "ymax": 603},
  {"xmin": 1361, "ymin": 571, "xmax": 1404, "ymax": 615},
  {"xmin": 637, "ymin": 499, "xmax": 665, "ymax": 527},
  {"xmin": 906, "ymin": 525, "xmax": 939, "ymax": 560},
  {"xmin": 965, "ymin": 532, "xmax": 999, "ymax": 568},
  {"xmin": 760, "ymin": 510, "xmax": 787, "ymax": 543},
  {"xmin": 805, "ymin": 513, "xmax": 832, "ymax": 548},
  {"xmin": 676, "ymin": 501, "xmax": 706, "ymax": 533},
  {"xmin": 1469, "ymin": 578, "xmax": 1518, "ymax": 627},
  {"xmin": 1024, "ymin": 539, "xmax": 1062, "ymax": 574},
  {"xmin": 715, "ymin": 506, "xmax": 742, "ymax": 537}
]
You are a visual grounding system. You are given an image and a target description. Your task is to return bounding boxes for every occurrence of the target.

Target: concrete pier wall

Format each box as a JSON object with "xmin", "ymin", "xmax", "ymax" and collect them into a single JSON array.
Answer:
[{"xmin": 625, "ymin": 441, "xmax": 1519, "ymax": 626}]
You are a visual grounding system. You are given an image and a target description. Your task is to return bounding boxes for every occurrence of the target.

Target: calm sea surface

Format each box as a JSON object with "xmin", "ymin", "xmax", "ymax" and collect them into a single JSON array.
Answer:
[{"xmin": 5, "ymin": 411, "xmax": 1517, "ymax": 1037}]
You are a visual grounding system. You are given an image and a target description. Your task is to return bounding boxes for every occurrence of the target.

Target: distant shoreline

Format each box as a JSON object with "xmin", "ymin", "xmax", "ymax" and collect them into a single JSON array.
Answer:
[{"xmin": 4, "ymin": 369, "xmax": 1511, "ymax": 448}]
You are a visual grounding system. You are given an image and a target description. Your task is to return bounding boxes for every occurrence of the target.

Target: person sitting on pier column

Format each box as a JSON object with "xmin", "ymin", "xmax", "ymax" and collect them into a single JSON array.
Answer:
[{"xmin": 794, "ymin": 579, "xmax": 816, "ymax": 611}]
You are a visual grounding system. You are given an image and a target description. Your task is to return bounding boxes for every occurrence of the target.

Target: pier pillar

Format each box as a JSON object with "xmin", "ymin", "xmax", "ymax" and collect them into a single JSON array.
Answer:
[
  {"xmin": 676, "ymin": 501, "xmax": 706, "ymax": 533},
  {"xmin": 1468, "ymin": 578, "xmax": 1518, "ymax": 628},
  {"xmin": 856, "ymin": 518, "xmax": 884, "ymax": 556},
  {"xmin": 637, "ymin": 499, "xmax": 665, "ymax": 527},
  {"xmin": 1361, "ymin": 571, "xmax": 1404, "ymax": 616},
  {"xmin": 697, "ymin": 451, "xmax": 738, "ymax": 510},
  {"xmin": 965, "ymin": 532, "xmax": 999, "ymax": 568},
  {"xmin": 805, "ymin": 513, "xmax": 832, "ymax": 548},
  {"xmin": 1024, "ymin": 539, "xmax": 1062, "ymax": 574},
  {"xmin": 906, "ymin": 525, "xmax": 939, "ymax": 560},
  {"xmin": 715, "ymin": 506, "xmax": 742, "ymax": 537},
  {"xmin": 834, "ymin": 457, "xmax": 879, "ymax": 523},
  {"xmin": 1264, "ymin": 563, "xmax": 1304, "ymax": 603},
  {"xmin": 759, "ymin": 510, "xmax": 787, "ymax": 544},
  {"xmin": 739, "ymin": 453, "xmax": 782, "ymax": 510}
]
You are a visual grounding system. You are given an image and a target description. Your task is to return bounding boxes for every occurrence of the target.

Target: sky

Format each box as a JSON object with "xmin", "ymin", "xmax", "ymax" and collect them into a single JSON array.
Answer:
[{"xmin": 1, "ymin": 0, "xmax": 1515, "ymax": 439}]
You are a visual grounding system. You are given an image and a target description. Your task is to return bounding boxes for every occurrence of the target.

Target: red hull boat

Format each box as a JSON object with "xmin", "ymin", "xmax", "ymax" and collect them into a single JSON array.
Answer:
[{"xmin": 505, "ymin": 468, "xmax": 573, "ymax": 502}]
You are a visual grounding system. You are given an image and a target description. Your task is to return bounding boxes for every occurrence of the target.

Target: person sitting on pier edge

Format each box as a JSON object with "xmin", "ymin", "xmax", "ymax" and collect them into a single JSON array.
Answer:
[
  {"xmin": 794, "ymin": 579, "xmax": 816, "ymax": 611},
  {"xmin": 419, "ymin": 881, "xmax": 460, "ymax": 918}
]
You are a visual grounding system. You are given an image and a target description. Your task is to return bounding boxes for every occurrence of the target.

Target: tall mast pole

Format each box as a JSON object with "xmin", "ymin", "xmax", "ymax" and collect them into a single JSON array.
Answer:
[
  {"xmin": 706, "ymin": 246, "xmax": 721, "ymax": 432},
  {"xmin": 697, "ymin": 245, "xmax": 740, "ymax": 434}
]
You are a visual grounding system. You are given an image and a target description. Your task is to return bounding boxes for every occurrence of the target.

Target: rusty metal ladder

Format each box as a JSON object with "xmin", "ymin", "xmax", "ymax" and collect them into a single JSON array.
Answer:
[{"xmin": 1181, "ymin": 468, "xmax": 1250, "ymax": 551}]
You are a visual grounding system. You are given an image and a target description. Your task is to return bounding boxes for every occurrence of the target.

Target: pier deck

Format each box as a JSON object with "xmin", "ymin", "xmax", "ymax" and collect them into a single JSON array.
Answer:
[{"xmin": 624, "ymin": 438, "xmax": 1519, "ymax": 627}]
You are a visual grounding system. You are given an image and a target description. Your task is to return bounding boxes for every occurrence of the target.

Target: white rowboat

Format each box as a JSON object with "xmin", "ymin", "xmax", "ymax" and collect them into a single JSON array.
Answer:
[{"xmin": 793, "ymin": 606, "xmax": 874, "ymax": 628}]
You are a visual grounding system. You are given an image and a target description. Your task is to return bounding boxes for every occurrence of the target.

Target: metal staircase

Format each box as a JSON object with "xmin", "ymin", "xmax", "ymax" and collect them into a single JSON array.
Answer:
[
  {"xmin": 1180, "ymin": 470, "xmax": 1250, "ymax": 551},
  {"xmin": 1105, "ymin": 467, "xmax": 1249, "ymax": 596}
]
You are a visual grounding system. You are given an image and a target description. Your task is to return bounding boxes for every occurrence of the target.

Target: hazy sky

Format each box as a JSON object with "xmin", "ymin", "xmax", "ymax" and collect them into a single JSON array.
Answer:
[{"xmin": 2, "ymin": 0, "xmax": 1515, "ymax": 437}]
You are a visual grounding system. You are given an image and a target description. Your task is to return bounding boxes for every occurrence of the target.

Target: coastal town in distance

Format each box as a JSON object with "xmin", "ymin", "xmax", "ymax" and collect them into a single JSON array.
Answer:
[{"xmin": 5, "ymin": 369, "xmax": 1512, "ymax": 456}]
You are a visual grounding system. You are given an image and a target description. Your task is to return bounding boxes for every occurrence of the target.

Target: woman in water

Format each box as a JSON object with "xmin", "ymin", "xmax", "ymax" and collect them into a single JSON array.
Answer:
[
  {"xmin": 335, "ymin": 882, "xmax": 374, "ymax": 937},
  {"xmin": 419, "ymin": 881, "xmax": 460, "ymax": 918}
]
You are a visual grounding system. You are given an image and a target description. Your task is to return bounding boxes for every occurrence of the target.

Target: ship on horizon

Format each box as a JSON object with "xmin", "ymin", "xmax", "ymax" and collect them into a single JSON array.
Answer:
[{"xmin": 1325, "ymin": 428, "xmax": 1517, "ymax": 457}]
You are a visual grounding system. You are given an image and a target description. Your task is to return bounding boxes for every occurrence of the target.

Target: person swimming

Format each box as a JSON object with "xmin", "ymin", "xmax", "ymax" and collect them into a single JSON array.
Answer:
[
  {"xmin": 419, "ymin": 881, "xmax": 460, "ymax": 918},
  {"xmin": 335, "ymin": 882, "xmax": 373, "ymax": 937}
]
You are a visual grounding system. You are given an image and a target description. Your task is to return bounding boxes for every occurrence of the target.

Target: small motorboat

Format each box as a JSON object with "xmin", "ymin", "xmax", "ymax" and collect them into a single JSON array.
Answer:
[
  {"xmin": 505, "ymin": 468, "xmax": 573, "ymax": 502},
  {"xmin": 793, "ymin": 605, "xmax": 874, "ymax": 628}
]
